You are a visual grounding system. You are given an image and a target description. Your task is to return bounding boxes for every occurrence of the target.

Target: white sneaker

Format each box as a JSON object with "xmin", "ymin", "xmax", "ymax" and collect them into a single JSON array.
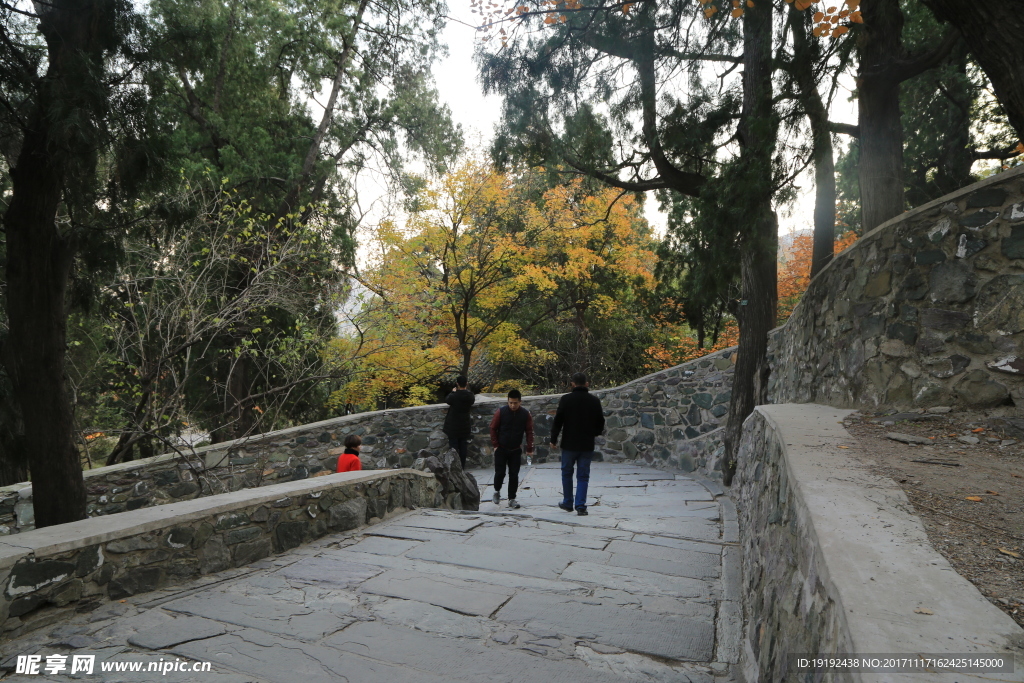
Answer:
[
  {"xmin": 492, "ymin": 492, "xmax": 500, "ymax": 505},
  {"xmin": 508, "ymin": 499, "xmax": 521, "ymax": 509}
]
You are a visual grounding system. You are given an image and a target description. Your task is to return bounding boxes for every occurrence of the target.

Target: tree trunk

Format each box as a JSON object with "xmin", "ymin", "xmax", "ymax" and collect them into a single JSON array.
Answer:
[
  {"xmin": 5, "ymin": 134, "xmax": 87, "ymax": 527},
  {"xmin": 226, "ymin": 354, "xmax": 255, "ymax": 440},
  {"xmin": 921, "ymin": 0, "xmax": 1024, "ymax": 138},
  {"xmin": 0, "ymin": 0, "xmax": 118, "ymax": 525},
  {"xmin": 722, "ymin": 0, "xmax": 778, "ymax": 487},
  {"xmin": 932, "ymin": 47, "xmax": 973, "ymax": 196},
  {"xmin": 857, "ymin": 0, "xmax": 907, "ymax": 233},
  {"xmin": 812, "ymin": 142, "xmax": 837, "ymax": 276},
  {"xmin": 790, "ymin": 7, "xmax": 837, "ymax": 278}
]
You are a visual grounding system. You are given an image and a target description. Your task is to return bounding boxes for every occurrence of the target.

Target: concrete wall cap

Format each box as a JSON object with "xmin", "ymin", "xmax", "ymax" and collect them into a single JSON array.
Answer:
[{"xmin": 753, "ymin": 403, "xmax": 1023, "ymax": 661}]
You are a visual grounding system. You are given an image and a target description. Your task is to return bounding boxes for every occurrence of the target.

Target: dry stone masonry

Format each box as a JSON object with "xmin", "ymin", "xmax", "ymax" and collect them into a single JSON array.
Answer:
[{"xmin": 769, "ymin": 165, "xmax": 1024, "ymax": 410}]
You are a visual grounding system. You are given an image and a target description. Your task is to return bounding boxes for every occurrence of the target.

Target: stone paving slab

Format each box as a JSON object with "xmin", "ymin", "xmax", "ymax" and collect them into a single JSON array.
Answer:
[
  {"xmin": 362, "ymin": 525, "xmax": 470, "ymax": 543},
  {"xmin": 607, "ymin": 538, "xmax": 720, "ymax": 564},
  {"xmin": 371, "ymin": 596, "xmax": 492, "ymax": 638},
  {"xmin": 320, "ymin": 548, "xmax": 587, "ymax": 594},
  {"xmin": 615, "ymin": 473, "xmax": 677, "ymax": 480},
  {"xmin": 127, "ymin": 615, "xmax": 231, "ymax": 650},
  {"xmin": 358, "ymin": 569, "xmax": 514, "ymax": 616},
  {"xmin": 342, "ymin": 536, "xmax": 422, "ymax": 556},
  {"xmin": 561, "ymin": 561, "xmax": 714, "ymax": 600},
  {"xmin": 496, "ymin": 591, "xmax": 716, "ymax": 661},
  {"xmin": 326, "ymin": 620, "xmax": 626, "ymax": 683},
  {"xmin": 532, "ymin": 519, "xmax": 633, "ymax": 540},
  {"xmin": 460, "ymin": 532, "xmax": 613, "ymax": 564},
  {"xmin": 278, "ymin": 556, "xmax": 384, "ymax": 588},
  {"xmin": 616, "ymin": 517, "xmax": 722, "ymax": 541},
  {"xmin": 405, "ymin": 538, "xmax": 572, "ymax": 579},
  {"xmin": 396, "ymin": 513, "xmax": 485, "ymax": 533},
  {"xmin": 628, "ymin": 533, "xmax": 725, "ymax": 554},
  {"xmin": 607, "ymin": 550, "xmax": 720, "ymax": 580},
  {"xmin": 163, "ymin": 591, "xmax": 356, "ymax": 641},
  {"xmin": 172, "ymin": 629, "xmax": 452, "ymax": 683},
  {"xmin": 464, "ymin": 524, "xmax": 611, "ymax": 550},
  {"xmin": 600, "ymin": 499, "xmax": 721, "ymax": 520}
]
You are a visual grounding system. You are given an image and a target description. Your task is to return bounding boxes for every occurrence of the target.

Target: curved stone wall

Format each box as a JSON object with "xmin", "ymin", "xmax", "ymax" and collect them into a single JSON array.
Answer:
[
  {"xmin": 769, "ymin": 166, "xmax": 1024, "ymax": 409},
  {"xmin": 0, "ymin": 348, "xmax": 735, "ymax": 534}
]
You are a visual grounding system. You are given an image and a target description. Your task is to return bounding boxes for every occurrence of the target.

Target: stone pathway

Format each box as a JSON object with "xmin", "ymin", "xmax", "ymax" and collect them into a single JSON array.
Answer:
[{"xmin": 0, "ymin": 463, "xmax": 740, "ymax": 683}]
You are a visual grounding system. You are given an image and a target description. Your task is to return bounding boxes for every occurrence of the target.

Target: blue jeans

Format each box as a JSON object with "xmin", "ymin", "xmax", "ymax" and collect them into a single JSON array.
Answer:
[{"xmin": 560, "ymin": 450, "xmax": 593, "ymax": 509}]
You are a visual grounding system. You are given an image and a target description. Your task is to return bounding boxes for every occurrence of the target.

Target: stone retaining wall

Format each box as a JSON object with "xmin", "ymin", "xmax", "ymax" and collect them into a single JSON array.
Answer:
[
  {"xmin": 0, "ymin": 348, "xmax": 735, "ymax": 534},
  {"xmin": 769, "ymin": 165, "xmax": 1024, "ymax": 410},
  {"xmin": 734, "ymin": 408, "xmax": 851, "ymax": 681},
  {"xmin": 735, "ymin": 404, "xmax": 1022, "ymax": 682},
  {"xmin": 0, "ymin": 469, "xmax": 438, "ymax": 640}
]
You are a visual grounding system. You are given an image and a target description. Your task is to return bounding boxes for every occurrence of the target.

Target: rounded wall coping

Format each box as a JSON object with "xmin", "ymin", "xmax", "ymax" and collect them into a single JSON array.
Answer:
[
  {"xmin": 0, "ymin": 468, "xmax": 432, "ymax": 570},
  {"xmin": 752, "ymin": 403, "xmax": 1023, "ymax": 663}
]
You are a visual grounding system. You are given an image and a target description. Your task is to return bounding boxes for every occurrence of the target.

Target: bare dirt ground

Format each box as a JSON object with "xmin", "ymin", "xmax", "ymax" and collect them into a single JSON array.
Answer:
[{"xmin": 842, "ymin": 408, "xmax": 1024, "ymax": 629}]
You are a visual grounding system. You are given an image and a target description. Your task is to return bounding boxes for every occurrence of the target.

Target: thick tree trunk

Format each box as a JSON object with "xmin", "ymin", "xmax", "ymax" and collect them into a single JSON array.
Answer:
[
  {"xmin": 0, "ymin": 0, "xmax": 116, "ymax": 525},
  {"xmin": 857, "ymin": 0, "xmax": 907, "ymax": 233},
  {"xmin": 921, "ymin": 0, "xmax": 1024, "ymax": 138},
  {"xmin": 721, "ymin": 0, "xmax": 778, "ymax": 487},
  {"xmin": 5, "ymin": 134, "xmax": 86, "ymax": 526}
]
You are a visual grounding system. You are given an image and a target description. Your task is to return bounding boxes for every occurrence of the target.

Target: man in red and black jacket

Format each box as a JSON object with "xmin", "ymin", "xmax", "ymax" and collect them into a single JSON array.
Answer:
[
  {"xmin": 489, "ymin": 389, "xmax": 534, "ymax": 509},
  {"xmin": 550, "ymin": 372, "xmax": 605, "ymax": 515}
]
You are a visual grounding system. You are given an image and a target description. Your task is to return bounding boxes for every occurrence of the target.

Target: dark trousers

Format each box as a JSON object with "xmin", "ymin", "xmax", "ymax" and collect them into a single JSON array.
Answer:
[
  {"xmin": 494, "ymin": 447, "xmax": 522, "ymax": 499},
  {"xmin": 561, "ymin": 450, "xmax": 593, "ymax": 510},
  {"xmin": 448, "ymin": 437, "xmax": 469, "ymax": 470}
]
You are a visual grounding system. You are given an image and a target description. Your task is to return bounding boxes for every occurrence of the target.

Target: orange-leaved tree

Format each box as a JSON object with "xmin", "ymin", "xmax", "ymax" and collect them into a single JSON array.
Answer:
[
  {"xmin": 353, "ymin": 161, "xmax": 555, "ymax": 404},
  {"xmin": 777, "ymin": 229, "xmax": 858, "ymax": 323},
  {"xmin": 526, "ymin": 178, "xmax": 658, "ymax": 375}
]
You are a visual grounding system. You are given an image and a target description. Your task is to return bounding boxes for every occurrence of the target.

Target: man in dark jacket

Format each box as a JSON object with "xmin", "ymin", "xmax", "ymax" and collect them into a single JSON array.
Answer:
[
  {"xmin": 550, "ymin": 372, "xmax": 605, "ymax": 515},
  {"xmin": 443, "ymin": 375, "xmax": 474, "ymax": 469},
  {"xmin": 488, "ymin": 389, "xmax": 534, "ymax": 509}
]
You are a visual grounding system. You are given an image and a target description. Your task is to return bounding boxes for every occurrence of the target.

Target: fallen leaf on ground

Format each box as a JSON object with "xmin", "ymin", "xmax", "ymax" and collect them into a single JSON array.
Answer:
[
  {"xmin": 1012, "ymin": 474, "xmax": 1023, "ymax": 479},
  {"xmin": 965, "ymin": 496, "xmax": 984, "ymax": 502},
  {"xmin": 914, "ymin": 607, "xmax": 934, "ymax": 615},
  {"xmin": 998, "ymin": 548, "xmax": 1021, "ymax": 558},
  {"xmin": 972, "ymin": 428, "xmax": 985, "ymax": 433},
  {"xmin": 838, "ymin": 445, "xmax": 849, "ymax": 449},
  {"xmin": 987, "ymin": 490, "xmax": 999, "ymax": 495}
]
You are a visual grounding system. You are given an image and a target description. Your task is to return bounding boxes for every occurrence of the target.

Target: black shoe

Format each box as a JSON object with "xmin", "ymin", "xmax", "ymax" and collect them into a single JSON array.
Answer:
[
  {"xmin": 576, "ymin": 507, "xmax": 588, "ymax": 516},
  {"xmin": 557, "ymin": 502, "xmax": 573, "ymax": 512}
]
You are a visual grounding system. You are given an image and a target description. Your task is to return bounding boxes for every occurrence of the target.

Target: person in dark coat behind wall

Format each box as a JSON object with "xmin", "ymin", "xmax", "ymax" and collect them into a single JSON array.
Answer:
[
  {"xmin": 443, "ymin": 375, "xmax": 475, "ymax": 469},
  {"xmin": 550, "ymin": 372, "xmax": 605, "ymax": 516}
]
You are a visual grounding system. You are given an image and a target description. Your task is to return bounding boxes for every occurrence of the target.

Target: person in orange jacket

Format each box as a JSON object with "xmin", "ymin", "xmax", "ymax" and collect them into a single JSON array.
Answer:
[{"xmin": 336, "ymin": 434, "xmax": 363, "ymax": 472}]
